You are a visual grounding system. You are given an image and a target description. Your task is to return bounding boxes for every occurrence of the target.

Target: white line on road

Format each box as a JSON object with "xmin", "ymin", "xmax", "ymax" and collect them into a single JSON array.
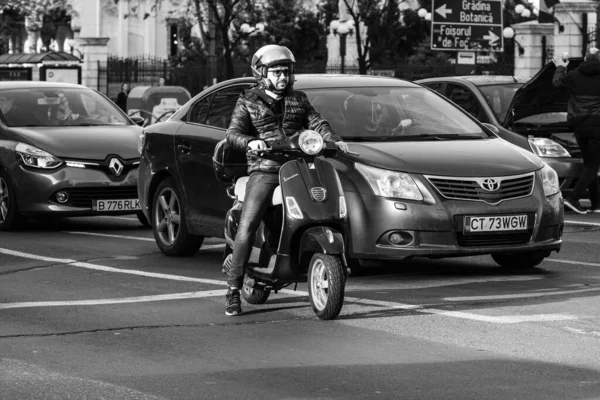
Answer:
[
  {"xmin": 564, "ymin": 219, "xmax": 600, "ymax": 227},
  {"xmin": 0, "ymin": 290, "xmax": 228, "ymax": 309},
  {"xmin": 64, "ymin": 231, "xmax": 155, "ymax": 242},
  {"xmin": 62, "ymin": 231, "xmax": 225, "ymax": 250},
  {"xmin": 0, "ymin": 247, "xmax": 226, "ymax": 285},
  {"xmin": 98, "ymin": 215, "xmax": 137, "ymax": 221},
  {"xmin": 548, "ymin": 258, "xmax": 600, "ymax": 268},
  {"xmin": 0, "ymin": 247, "xmax": 580, "ymax": 324},
  {"xmin": 444, "ymin": 286, "xmax": 600, "ymax": 301}
]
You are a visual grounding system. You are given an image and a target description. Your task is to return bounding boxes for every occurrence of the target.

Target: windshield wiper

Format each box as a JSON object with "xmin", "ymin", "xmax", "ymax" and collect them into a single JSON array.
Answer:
[{"xmin": 393, "ymin": 134, "xmax": 483, "ymax": 141}]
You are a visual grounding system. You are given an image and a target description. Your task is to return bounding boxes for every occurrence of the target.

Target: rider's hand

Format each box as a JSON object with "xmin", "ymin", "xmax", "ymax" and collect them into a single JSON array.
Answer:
[
  {"xmin": 335, "ymin": 141, "xmax": 349, "ymax": 153},
  {"xmin": 247, "ymin": 139, "xmax": 267, "ymax": 151}
]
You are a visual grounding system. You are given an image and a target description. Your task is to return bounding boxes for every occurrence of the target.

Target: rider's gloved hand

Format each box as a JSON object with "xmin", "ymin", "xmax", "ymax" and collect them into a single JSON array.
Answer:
[
  {"xmin": 335, "ymin": 141, "xmax": 349, "ymax": 153},
  {"xmin": 247, "ymin": 139, "xmax": 267, "ymax": 151}
]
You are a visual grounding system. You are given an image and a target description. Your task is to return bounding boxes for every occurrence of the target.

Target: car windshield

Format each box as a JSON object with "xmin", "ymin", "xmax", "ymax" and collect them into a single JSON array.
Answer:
[
  {"xmin": 305, "ymin": 86, "xmax": 488, "ymax": 141},
  {"xmin": 477, "ymin": 83, "xmax": 523, "ymax": 123},
  {"xmin": 0, "ymin": 87, "xmax": 130, "ymax": 127}
]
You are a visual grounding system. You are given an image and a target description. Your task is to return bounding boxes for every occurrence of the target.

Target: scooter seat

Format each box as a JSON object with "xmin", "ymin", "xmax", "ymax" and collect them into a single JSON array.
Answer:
[{"xmin": 234, "ymin": 176, "xmax": 282, "ymax": 206}]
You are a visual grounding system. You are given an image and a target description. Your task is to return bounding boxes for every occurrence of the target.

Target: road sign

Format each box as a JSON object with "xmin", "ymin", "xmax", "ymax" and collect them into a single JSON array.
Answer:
[{"xmin": 431, "ymin": 0, "xmax": 504, "ymax": 52}]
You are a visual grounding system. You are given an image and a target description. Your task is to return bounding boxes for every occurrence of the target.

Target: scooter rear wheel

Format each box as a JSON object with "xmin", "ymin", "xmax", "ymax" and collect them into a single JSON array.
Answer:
[
  {"xmin": 242, "ymin": 285, "xmax": 271, "ymax": 304},
  {"xmin": 308, "ymin": 254, "xmax": 345, "ymax": 320}
]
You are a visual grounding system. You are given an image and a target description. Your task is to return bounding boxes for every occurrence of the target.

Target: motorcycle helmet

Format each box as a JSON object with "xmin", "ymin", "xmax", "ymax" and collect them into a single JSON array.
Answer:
[{"xmin": 251, "ymin": 45, "xmax": 296, "ymax": 93}]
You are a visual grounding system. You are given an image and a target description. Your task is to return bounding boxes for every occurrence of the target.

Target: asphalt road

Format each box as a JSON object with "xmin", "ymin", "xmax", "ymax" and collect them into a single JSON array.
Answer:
[{"xmin": 1, "ymin": 211, "xmax": 600, "ymax": 400}]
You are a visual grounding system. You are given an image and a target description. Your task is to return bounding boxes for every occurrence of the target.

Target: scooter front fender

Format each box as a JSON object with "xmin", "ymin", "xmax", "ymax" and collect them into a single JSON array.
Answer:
[{"xmin": 299, "ymin": 226, "xmax": 345, "ymax": 257}]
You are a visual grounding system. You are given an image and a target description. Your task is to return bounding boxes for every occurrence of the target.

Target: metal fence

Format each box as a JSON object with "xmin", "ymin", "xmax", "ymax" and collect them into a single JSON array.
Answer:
[{"xmin": 98, "ymin": 55, "xmax": 514, "ymax": 100}]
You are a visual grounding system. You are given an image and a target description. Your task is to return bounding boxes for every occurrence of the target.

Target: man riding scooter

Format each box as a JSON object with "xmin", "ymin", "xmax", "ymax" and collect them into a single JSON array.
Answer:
[{"xmin": 223, "ymin": 44, "xmax": 349, "ymax": 316}]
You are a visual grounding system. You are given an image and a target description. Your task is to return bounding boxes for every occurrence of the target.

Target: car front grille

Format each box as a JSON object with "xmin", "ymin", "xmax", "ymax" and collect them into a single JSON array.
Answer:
[
  {"xmin": 55, "ymin": 187, "xmax": 138, "ymax": 208},
  {"xmin": 426, "ymin": 172, "xmax": 535, "ymax": 204},
  {"xmin": 456, "ymin": 231, "xmax": 533, "ymax": 247}
]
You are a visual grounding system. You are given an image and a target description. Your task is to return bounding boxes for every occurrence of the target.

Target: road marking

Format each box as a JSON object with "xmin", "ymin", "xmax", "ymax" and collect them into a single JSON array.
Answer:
[
  {"xmin": 0, "ymin": 247, "xmax": 580, "ymax": 323},
  {"xmin": 98, "ymin": 215, "xmax": 137, "ymax": 221},
  {"xmin": 564, "ymin": 219, "xmax": 600, "ymax": 227},
  {"xmin": 64, "ymin": 231, "xmax": 155, "ymax": 242},
  {"xmin": 344, "ymin": 297, "xmax": 578, "ymax": 323},
  {"xmin": 0, "ymin": 290, "xmax": 227, "ymax": 309},
  {"xmin": 0, "ymin": 247, "xmax": 226, "ymax": 284},
  {"xmin": 548, "ymin": 258, "xmax": 600, "ymax": 268},
  {"xmin": 61, "ymin": 231, "xmax": 225, "ymax": 251},
  {"xmin": 444, "ymin": 286, "xmax": 600, "ymax": 301},
  {"xmin": 564, "ymin": 327, "xmax": 600, "ymax": 337}
]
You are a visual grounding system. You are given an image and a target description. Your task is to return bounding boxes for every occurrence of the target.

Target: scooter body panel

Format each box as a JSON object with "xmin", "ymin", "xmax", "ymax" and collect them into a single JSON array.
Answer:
[{"xmin": 223, "ymin": 155, "xmax": 346, "ymax": 286}]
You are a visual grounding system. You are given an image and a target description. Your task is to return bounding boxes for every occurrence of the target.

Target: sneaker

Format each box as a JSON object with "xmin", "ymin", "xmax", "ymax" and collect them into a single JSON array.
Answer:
[
  {"xmin": 564, "ymin": 197, "xmax": 587, "ymax": 214},
  {"xmin": 225, "ymin": 288, "xmax": 242, "ymax": 316}
]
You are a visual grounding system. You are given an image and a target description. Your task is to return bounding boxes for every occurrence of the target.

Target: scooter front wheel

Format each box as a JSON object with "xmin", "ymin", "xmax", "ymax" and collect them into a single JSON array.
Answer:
[
  {"xmin": 308, "ymin": 254, "xmax": 345, "ymax": 320},
  {"xmin": 242, "ymin": 285, "xmax": 271, "ymax": 304}
]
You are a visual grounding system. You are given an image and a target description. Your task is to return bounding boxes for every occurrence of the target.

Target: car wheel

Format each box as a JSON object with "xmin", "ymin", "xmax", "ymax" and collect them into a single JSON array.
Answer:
[
  {"xmin": 491, "ymin": 252, "xmax": 547, "ymax": 270},
  {"xmin": 136, "ymin": 211, "xmax": 150, "ymax": 227},
  {"xmin": 0, "ymin": 170, "xmax": 24, "ymax": 231},
  {"xmin": 152, "ymin": 177, "xmax": 204, "ymax": 256}
]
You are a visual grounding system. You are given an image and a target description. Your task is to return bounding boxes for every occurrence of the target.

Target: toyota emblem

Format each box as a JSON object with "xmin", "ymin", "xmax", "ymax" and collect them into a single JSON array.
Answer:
[
  {"xmin": 480, "ymin": 178, "xmax": 500, "ymax": 191},
  {"xmin": 109, "ymin": 158, "xmax": 124, "ymax": 177}
]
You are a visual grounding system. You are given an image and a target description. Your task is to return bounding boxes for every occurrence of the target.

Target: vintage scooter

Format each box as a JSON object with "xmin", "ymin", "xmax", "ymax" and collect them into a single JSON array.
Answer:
[{"xmin": 213, "ymin": 130, "xmax": 349, "ymax": 320}]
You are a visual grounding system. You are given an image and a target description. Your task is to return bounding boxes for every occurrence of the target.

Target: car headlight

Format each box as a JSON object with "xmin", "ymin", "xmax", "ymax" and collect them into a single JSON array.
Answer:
[
  {"xmin": 137, "ymin": 131, "xmax": 146, "ymax": 155},
  {"xmin": 540, "ymin": 163, "xmax": 560, "ymax": 197},
  {"xmin": 298, "ymin": 130, "xmax": 324, "ymax": 155},
  {"xmin": 528, "ymin": 137, "xmax": 570, "ymax": 158},
  {"xmin": 355, "ymin": 163, "xmax": 427, "ymax": 201},
  {"xmin": 15, "ymin": 143, "xmax": 62, "ymax": 169}
]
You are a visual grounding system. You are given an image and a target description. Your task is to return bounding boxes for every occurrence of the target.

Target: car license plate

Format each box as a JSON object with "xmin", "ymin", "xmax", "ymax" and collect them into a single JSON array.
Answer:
[
  {"xmin": 93, "ymin": 199, "xmax": 140, "ymax": 212},
  {"xmin": 464, "ymin": 215, "xmax": 528, "ymax": 233}
]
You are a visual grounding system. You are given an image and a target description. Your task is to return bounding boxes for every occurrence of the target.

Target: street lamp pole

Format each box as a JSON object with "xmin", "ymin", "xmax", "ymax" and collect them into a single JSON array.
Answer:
[{"xmin": 330, "ymin": 19, "xmax": 354, "ymax": 74}]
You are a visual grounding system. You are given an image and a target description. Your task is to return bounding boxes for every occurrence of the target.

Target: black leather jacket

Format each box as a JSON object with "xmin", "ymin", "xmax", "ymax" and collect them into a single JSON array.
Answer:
[{"xmin": 225, "ymin": 84, "xmax": 341, "ymax": 174}]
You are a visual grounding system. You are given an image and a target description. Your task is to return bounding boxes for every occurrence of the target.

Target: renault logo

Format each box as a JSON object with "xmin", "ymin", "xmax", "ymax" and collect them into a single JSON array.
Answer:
[
  {"xmin": 480, "ymin": 178, "xmax": 500, "ymax": 191},
  {"xmin": 109, "ymin": 158, "xmax": 124, "ymax": 177}
]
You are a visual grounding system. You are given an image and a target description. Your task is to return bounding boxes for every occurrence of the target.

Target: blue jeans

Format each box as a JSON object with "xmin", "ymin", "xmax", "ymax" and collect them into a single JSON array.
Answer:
[{"xmin": 227, "ymin": 172, "xmax": 279, "ymax": 289}]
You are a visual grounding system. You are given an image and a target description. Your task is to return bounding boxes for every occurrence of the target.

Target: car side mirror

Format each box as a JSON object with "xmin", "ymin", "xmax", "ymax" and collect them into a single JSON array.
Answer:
[
  {"xmin": 482, "ymin": 123, "xmax": 499, "ymax": 136},
  {"xmin": 130, "ymin": 115, "xmax": 145, "ymax": 126}
]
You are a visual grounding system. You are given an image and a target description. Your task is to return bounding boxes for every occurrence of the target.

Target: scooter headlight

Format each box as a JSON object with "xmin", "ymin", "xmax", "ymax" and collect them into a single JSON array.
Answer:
[{"xmin": 298, "ymin": 130, "xmax": 324, "ymax": 155}]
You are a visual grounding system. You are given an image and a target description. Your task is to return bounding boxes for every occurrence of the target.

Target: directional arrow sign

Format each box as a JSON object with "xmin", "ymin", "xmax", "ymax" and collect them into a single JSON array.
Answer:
[
  {"xmin": 483, "ymin": 30, "xmax": 500, "ymax": 45},
  {"xmin": 435, "ymin": 4, "xmax": 453, "ymax": 19},
  {"xmin": 431, "ymin": 0, "xmax": 503, "ymax": 52}
]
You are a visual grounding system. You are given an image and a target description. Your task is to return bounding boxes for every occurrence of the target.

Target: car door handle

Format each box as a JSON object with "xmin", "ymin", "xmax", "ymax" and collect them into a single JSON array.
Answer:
[{"xmin": 178, "ymin": 144, "xmax": 191, "ymax": 155}]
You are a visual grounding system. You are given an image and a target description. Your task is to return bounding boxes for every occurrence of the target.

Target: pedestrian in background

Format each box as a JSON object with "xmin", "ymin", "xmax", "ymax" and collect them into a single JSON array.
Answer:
[
  {"xmin": 157, "ymin": 77, "xmax": 165, "ymax": 87},
  {"xmin": 553, "ymin": 47, "xmax": 600, "ymax": 215},
  {"xmin": 116, "ymin": 83, "xmax": 129, "ymax": 113}
]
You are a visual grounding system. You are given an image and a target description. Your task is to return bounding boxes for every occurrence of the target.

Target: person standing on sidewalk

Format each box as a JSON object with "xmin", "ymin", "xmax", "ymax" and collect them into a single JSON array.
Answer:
[
  {"xmin": 116, "ymin": 83, "xmax": 129, "ymax": 113},
  {"xmin": 553, "ymin": 47, "xmax": 600, "ymax": 214}
]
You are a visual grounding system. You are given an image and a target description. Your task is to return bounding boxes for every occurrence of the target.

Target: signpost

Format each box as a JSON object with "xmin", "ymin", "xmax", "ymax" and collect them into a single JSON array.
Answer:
[{"xmin": 431, "ymin": 0, "xmax": 504, "ymax": 52}]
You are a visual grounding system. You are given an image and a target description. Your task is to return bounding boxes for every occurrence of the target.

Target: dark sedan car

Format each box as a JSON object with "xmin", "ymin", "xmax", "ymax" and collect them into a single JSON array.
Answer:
[
  {"xmin": 0, "ymin": 81, "xmax": 147, "ymax": 230},
  {"xmin": 139, "ymin": 74, "xmax": 563, "ymax": 270},
  {"xmin": 417, "ymin": 62, "xmax": 586, "ymax": 200}
]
